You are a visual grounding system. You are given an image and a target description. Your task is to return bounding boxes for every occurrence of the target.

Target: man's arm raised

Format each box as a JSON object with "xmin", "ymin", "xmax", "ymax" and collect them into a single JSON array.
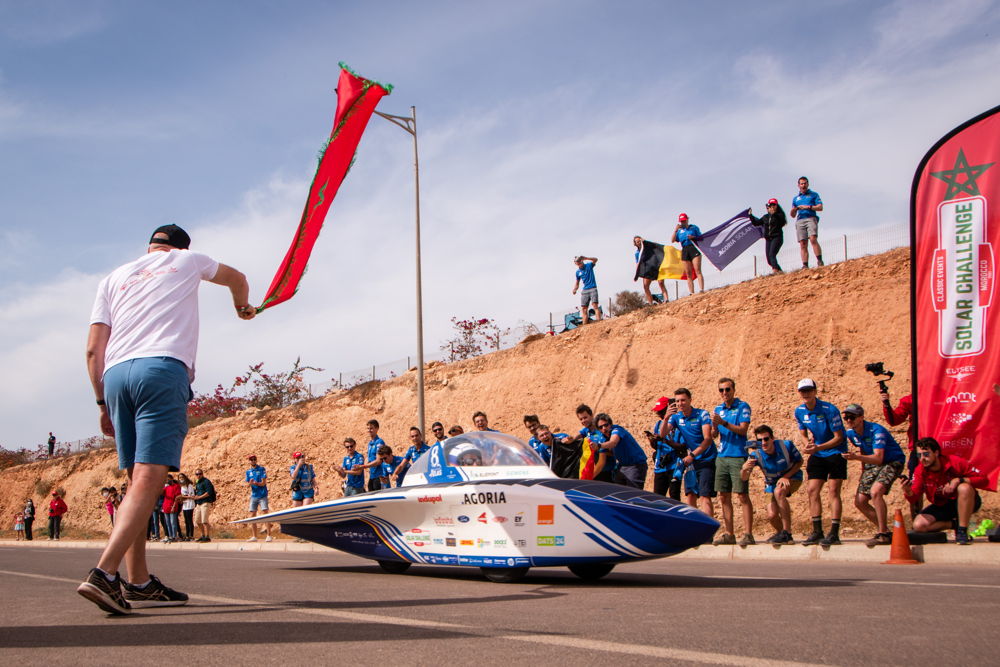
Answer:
[{"xmin": 210, "ymin": 263, "xmax": 255, "ymax": 320}]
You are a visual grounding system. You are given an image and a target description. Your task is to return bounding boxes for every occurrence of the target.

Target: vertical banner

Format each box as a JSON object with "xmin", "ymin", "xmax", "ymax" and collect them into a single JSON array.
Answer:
[{"xmin": 911, "ymin": 104, "xmax": 1000, "ymax": 490}]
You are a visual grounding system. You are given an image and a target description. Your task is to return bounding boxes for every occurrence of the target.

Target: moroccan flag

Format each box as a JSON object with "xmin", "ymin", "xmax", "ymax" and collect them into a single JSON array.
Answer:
[
  {"xmin": 257, "ymin": 63, "xmax": 392, "ymax": 312},
  {"xmin": 579, "ymin": 436, "xmax": 596, "ymax": 480},
  {"xmin": 634, "ymin": 240, "xmax": 688, "ymax": 281},
  {"xmin": 693, "ymin": 208, "xmax": 764, "ymax": 271},
  {"xmin": 911, "ymin": 104, "xmax": 1000, "ymax": 490}
]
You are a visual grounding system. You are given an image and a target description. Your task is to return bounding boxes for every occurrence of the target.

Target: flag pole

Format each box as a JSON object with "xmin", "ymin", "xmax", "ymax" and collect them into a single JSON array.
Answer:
[{"xmin": 375, "ymin": 107, "xmax": 425, "ymax": 436}]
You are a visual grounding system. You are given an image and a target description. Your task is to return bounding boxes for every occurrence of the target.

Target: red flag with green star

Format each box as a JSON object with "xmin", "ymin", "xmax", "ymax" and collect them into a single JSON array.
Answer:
[{"xmin": 257, "ymin": 63, "xmax": 391, "ymax": 312}]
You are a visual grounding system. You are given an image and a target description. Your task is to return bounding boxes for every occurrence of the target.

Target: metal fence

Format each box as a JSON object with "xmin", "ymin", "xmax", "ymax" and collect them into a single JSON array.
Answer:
[{"xmin": 308, "ymin": 222, "xmax": 909, "ymax": 395}]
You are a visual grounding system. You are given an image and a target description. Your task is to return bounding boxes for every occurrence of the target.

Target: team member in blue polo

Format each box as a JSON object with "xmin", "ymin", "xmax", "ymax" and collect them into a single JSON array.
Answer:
[
  {"xmin": 648, "ymin": 397, "xmax": 685, "ymax": 500},
  {"xmin": 571, "ymin": 256, "xmax": 604, "ymax": 324},
  {"xmin": 570, "ymin": 404, "xmax": 615, "ymax": 482},
  {"xmin": 790, "ymin": 176, "xmax": 824, "ymax": 268},
  {"xmin": 289, "ymin": 451, "xmax": 318, "ymax": 507},
  {"xmin": 244, "ymin": 455, "xmax": 273, "ymax": 542},
  {"xmin": 365, "ymin": 419, "xmax": 387, "ymax": 492},
  {"xmin": 741, "ymin": 425, "xmax": 803, "ymax": 545},
  {"xmin": 711, "ymin": 377, "xmax": 754, "ymax": 546},
  {"xmin": 667, "ymin": 388, "xmax": 716, "ymax": 518},
  {"xmin": 333, "ymin": 438, "xmax": 366, "ymax": 497},
  {"xmin": 594, "ymin": 413, "xmax": 648, "ymax": 489},
  {"xmin": 795, "ymin": 378, "xmax": 846, "ymax": 546},
  {"xmin": 671, "ymin": 213, "xmax": 704, "ymax": 295},
  {"xmin": 392, "ymin": 427, "xmax": 430, "ymax": 485},
  {"xmin": 842, "ymin": 403, "xmax": 907, "ymax": 547}
]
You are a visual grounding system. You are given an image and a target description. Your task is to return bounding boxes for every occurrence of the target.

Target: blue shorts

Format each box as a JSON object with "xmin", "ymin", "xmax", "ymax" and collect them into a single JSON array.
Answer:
[
  {"xmin": 292, "ymin": 488, "xmax": 315, "ymax": 501},
  {"xmin": 686, "ymin": 460, "xmax": 717, "ymax": 498},
  {"xmin": 104, "ymin": 357, "xmax": 191, "ymax": 471},
  {"xmin": 248, "ymin": 496, "xmax": 269, "ymax": 512}
]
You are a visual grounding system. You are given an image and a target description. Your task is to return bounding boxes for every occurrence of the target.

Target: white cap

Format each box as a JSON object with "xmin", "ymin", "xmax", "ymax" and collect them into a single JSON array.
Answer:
[{"xmin": 797, "ymin": 378, "xmax": 817, "ymax": 391}]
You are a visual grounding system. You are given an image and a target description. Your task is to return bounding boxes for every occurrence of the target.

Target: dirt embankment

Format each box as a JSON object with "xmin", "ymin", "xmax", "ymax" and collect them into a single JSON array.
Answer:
[{"xmin": 2, "ymin": 248, "xmax": 995, "ymax": 538}]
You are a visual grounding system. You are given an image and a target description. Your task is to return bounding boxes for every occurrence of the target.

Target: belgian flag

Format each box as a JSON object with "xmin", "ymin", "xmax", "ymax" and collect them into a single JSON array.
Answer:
[{"xmin": 634, "ymin": 240, "xmax": 692, "ymax": 281}]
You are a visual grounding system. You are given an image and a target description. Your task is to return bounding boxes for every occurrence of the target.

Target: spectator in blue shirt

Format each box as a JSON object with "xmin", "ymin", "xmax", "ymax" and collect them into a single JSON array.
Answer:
[
  {"xmin": 671, "ymin": 213, "xmax": 704, "ymax": 295},
  {"xmin": 392, "ymin": 427, "xmax": 430, "ymax": 485},
  {"xmin": 790, "ymin": 176, "xmax": 824, "ymax": 268},
  {"xmin": 473, "ymin": 411, "xmax": 499, "ymax": 432},
  {"xmin": 741, "ymin": 425, "xmax": 803, "ymax": 545},
  {"xmin": 430, "ymin": 421, "xmax": 447, "ymax": 445},
  {"xmin": 333, "ymin": 438, "xmax": 366, "ymax": 497},
  {"xmin": 572, "ymin": 256, "xmax": 604, "ymax": 324},
  {"xmin": 365, "ymin": 419, "xmax": 387, "ymax": 492},
  {"xmin": 711, "ymin": 378, "xmax": 754, "ymax": 546},
  {"xmin": 244, "ymin": 455, "xmax": 273, "ymax": 542},
  {"xmin": 369, "ymin": 445, "xmax": 405, "ymax": 489},
  {"xmin": 841, "ymin": 403, "xmax": 907, "ymax": 547},
  {"xmin": 648, "ymin": 397, "xmax": 684, "ymax": 500},
  {"xmin": 289, "ymin": 452, "xmax": 318, "ymax": 507},
  {"xmin": 523, "ymin": 414, "xmax": 550, "ymax": 464},
  {"xmin": 795, "ymin": 378, "xmax": 846, "ymax": 546},
  {"xmin": 595, "ymin": 413, "xmax": 648, "ymax": 489},
  {"xmin": 447, "ymin": 425, "xmax": 464, "ymax": 437},
  {"xmin": 667, "ymin": 388, "xmax": 716, "ymax": 518}
]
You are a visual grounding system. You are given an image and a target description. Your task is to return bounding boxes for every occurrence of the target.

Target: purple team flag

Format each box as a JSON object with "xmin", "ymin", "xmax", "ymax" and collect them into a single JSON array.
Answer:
[{"xmin": 692, "ymin": 208, "xmax": 764, "ymax": 271}]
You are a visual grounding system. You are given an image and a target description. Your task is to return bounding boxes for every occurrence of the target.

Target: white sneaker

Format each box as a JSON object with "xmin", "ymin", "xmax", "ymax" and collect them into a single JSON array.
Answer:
[
  {"xmin": 246, "ymin": 536, "xmax": 258, "ymax": 542},
  {"xmin": 264, "ymin": 536, "xmax": 273, "ymax": 542}
]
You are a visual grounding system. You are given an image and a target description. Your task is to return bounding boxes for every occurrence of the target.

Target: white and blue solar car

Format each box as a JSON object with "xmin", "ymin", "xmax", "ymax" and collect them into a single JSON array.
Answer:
[{"xmin": 238, "ymin": 432, "xmax": 719, "ymax": 582}]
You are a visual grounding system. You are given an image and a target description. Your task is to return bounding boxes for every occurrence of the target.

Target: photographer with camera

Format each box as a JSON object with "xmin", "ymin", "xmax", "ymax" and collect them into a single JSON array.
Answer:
[
  {"xmin": 841, "ymin": 404, "xmax": 906, "ymax": 547},
  {"xmin": 667, "ymin": 388, "xmax": 716, "ymax": 518},
  {"xmin": 648, "ymin": 397, "xmax": 686, "ymax": 500},
  {"xmin": 741, "ymin": 425, "xmax": 803, "ymax": 545},
  {"xmin": 289, "ymin": 451, "xmax": 318, "ymax": 507}
]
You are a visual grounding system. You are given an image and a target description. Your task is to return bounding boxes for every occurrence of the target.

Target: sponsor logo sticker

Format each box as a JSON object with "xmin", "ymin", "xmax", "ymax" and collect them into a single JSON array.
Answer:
[
  {"xmin": 433, "ymin": 516, "xmax": 455, "ymax": 526},
  {"xmin": 460, "ymin": 539, "xmax": 474, "ymax": 546},
  {"xmin": 418, "ymin": 495, "xmax": 443, "ymax": 503},
  {"xmin": 537, "ymin": 505, "xmax": 554, "ymax": 525},
  {"xmin": 514, "ymin": 512, "xmax": 525, "ymax": 526},
  {"xmin": 457, "ymin": 515, "xmax": 470, "ymax": 523},
  {"xmin": 445, "ymin": 537, "xmax": 456, "ymax": 547},
  {"xmin": 536, "ymin": 536, "xmax": 565, "ymax": 547},
  {"xmin": 492, "ymin": 515, "xmax": 508, "ymax": 523},
  {"xmin": 462, "ymin": 491, "xmax": 507, "ymax": 505},
  {"xmin": 477, "ymin": 512, "xmax": 488, "ymax": 524}
]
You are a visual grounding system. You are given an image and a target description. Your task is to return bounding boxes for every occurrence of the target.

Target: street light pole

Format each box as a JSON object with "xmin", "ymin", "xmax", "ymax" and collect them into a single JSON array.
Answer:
[{"xmin": 375, "ymin": 106, "xmax": 425, "ymax": 436}]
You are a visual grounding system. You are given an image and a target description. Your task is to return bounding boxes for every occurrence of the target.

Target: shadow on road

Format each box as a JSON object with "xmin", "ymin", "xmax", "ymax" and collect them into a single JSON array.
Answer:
[
  {"xmin": 287, "ymin": 564, "xmax": 857, "ymax": 590},
  {"xmin": 0, "ymin": 621, "xmax": 473, "ymax": 648}
]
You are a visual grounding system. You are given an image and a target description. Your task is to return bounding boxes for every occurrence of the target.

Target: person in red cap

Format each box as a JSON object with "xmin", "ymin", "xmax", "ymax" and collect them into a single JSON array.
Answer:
[
  {"xmin": 289, "ymin": 451, "xmax": 318, "ymax": 506},
  {"xmin": 648, "ymin": 396, "xmax": 686, "ymax": 500},
  {"xmin": 749, "ymin": 198, "xmax": 787, "ymax": 274},
  {"xmin": 671, "ymin": 213, "xmax": 704, "ymax": 295}
]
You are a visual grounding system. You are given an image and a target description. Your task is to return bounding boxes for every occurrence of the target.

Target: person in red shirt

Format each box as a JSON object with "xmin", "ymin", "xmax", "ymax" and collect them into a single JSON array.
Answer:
[
  {"xmin": 901, "ymin": 437, "xmax": 989, "ymax": 545},
  {"xmin": 48, "ymin": 491, "xmax": 68, "ymax": 540},
  {"xmin": 161, "ymin": 477, "xmax": 183, "ymax": 543}
]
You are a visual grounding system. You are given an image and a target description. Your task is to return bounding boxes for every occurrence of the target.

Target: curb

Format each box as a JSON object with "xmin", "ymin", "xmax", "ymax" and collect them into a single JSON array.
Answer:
[{"xmin": 2, "ymin": 538, "xmax": 997, "ymax": 565}]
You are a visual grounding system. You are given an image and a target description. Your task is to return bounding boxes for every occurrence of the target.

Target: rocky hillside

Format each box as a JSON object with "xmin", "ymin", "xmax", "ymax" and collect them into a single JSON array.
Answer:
[{"xmin": 3, "ymin": 248, "xmax": 995, "ymax": 538}]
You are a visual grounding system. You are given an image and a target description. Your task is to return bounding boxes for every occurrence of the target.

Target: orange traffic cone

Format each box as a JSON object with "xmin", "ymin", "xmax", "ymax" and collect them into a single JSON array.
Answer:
[{"xmin": 882, "ymin": 508, "xmax": 920, "ymax": 565}]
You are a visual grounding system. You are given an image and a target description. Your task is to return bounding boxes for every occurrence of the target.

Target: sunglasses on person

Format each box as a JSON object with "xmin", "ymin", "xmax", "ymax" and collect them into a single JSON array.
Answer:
[
  {"xmin": 758, "ymin": 435, "xmax": 773, "ymax": 442},
  {"xmin": 842, "ymin": 413, "xmax": 860, "ymax": 421},
  {"xmin": 597, "ymin": 422, "xmax": 612, "ymax": 430},
  {"xmin": 718, "ymin": 386, "xmax": 734, "ymax": 393}
]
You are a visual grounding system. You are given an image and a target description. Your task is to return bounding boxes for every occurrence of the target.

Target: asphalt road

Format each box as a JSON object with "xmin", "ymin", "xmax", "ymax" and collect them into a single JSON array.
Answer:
[{"xmin": 0, "ymin": 545, "xmax": 997, "ymax": 665}]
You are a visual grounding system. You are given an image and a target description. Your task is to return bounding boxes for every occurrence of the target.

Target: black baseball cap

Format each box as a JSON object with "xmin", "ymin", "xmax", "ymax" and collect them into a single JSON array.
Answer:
[{"xmin": 149, "ymin": 224, "xmax": 191, "ymax": 249}]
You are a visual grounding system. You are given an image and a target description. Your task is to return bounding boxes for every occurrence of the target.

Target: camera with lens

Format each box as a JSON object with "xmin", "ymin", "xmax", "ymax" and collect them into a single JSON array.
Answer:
[{"xmin": 865, "ymin": 361, "xmax": 895, "ymax": 393}]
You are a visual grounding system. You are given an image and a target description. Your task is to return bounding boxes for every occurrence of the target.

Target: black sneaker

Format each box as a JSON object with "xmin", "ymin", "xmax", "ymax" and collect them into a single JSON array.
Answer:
[
  {"xmin": 955, "ymin": 529, "xmax": 973, "ymax": 545},
  {"xmin": 772, "ymin": 531, "xmax": 794, "ymax": 545},
  {"xmin": 77, "ymin": 568, "xmax": 132, "ymax": 615},
  {"xmin": 123, "ymin": 574, "xmax": 189, "ymax": 607},
  {"xmin": 802, "ymin": 530, "xmax": 823, "ymax": 546},
  {"xmin": 765, "ymin": 531, "xmax": 782, "ymax": 544},
  {"xmin": 820, "ymin": 533, "xmax": 842, "ymax": 546}
]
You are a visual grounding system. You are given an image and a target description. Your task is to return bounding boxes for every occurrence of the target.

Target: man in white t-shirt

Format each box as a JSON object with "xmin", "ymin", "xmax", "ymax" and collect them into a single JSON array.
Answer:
[{"xmin": 77, "ymin": 224, "xmax": 255, "ymax": 615}]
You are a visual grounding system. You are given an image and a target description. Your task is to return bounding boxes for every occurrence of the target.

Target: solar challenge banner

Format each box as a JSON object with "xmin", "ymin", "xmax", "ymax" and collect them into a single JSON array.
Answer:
[{"xmin": 911, "ymin": 104, "xmax": 1000, "ymax": 489}]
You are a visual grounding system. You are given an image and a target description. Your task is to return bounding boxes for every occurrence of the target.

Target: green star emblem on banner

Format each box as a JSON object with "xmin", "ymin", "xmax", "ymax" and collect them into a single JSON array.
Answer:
[{"xmin": 930, "ymin": 148, "xmax": 994, "ymax": 200}]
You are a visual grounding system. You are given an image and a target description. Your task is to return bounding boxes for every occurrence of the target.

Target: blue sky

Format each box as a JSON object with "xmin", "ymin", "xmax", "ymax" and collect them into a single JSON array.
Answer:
[{"xmin": 2, "ymin": 0, "xmax": 999, "ymax": 449}]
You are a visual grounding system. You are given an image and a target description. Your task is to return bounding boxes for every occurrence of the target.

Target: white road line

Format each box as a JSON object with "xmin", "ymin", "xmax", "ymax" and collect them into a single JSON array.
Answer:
[
  {"xmin": 195, "ymin": 556, "xmax": 309, "ymax": 563},
  {"xmin": 501, "ymin": 634, "xmax": 828, "ymax": 667}
]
